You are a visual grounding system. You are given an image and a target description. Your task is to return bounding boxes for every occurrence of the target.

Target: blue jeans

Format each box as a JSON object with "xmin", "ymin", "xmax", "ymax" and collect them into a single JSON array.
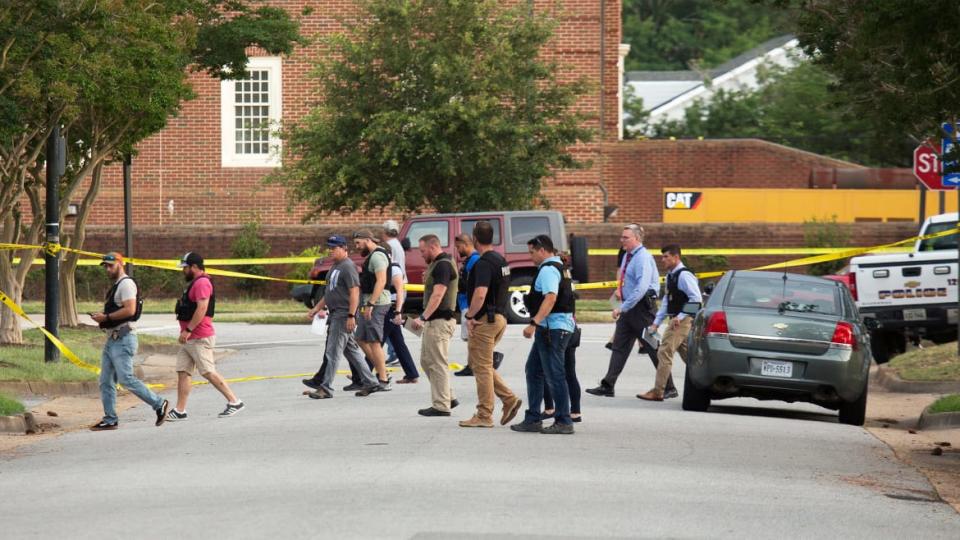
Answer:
[
  {"xmin": 523, "ymin": 327, "xmax": 573, "ymax": 425},
  {"xmin": 99, "ymin": 333, "xmax": 163, "ymax": 424}
]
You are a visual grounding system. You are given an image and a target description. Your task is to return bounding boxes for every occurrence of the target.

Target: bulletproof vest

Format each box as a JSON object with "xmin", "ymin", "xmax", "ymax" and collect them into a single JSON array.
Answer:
[
  {"xmin": 360, "ymin": 247, "xmax": 392, "ymax": 295},
  {"xmin": 523, "ymin": 261, "xmax": 575, "ymax": 316},
  {"xmin": 175, "ymin": 275, "xmax": 216, "ymax": 321},
  {"xmin": 423, "ymin": 254, "xmax": 459, "ymax": 319},
  {"xmin": 467, "ymin": 250, "xmax": 510, "ymax": 319},
  {"xmin": 100, "ymin": 276, "xmax": 143, "ymax": 329},
  {"xmin": 457, "ymin": 252, "xmax": 479, "ymax": 297},
  {"xmin": 666, "ymin": 267, "xmax": 695, "ymax": 316}
]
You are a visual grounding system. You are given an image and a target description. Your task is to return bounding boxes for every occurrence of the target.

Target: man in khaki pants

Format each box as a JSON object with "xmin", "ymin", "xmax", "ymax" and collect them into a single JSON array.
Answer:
[
  {"xmin": 460, "ymin": 221, "xmax": 522, "ymax": 428},
  {"xmin": 411, "ymin": 234, "xmax": 460, "ymax": 416},
  {"xmin": 638, "ymin": 244, "xmax": 702, "ymax": 401}
]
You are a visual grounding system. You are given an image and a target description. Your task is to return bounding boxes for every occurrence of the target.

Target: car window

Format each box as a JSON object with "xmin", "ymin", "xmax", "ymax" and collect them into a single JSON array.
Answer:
[
  {"xmin": 726, "ymin": 277, "xmax": 839, "ymax": 315},
  {"xmin": 461, "ymin": 219, "xmax": 501, "ymax": 245},
  {"xmin": 918, "ymin": 220, "xmax": 957, "ymax": 251},
  {"xmin": 510, "ymin": 216, "xmax": 550, "ymax": 245},
  {"xmin": 404, "ymin": 220, "xmax": 449, "ymax": 247}
]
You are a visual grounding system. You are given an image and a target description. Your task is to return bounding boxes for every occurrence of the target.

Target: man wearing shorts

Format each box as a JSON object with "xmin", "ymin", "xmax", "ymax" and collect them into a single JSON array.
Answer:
[
  {"xmin": 351, "ymin": 230, "xmax": 393, "ymax": 395},
  {"xmin": 166, "ymin": 252, "xmax": 244, "ymax": 421}
]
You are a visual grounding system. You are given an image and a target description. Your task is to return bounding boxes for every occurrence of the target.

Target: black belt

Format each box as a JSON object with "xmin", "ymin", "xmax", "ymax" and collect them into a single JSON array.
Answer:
[{"xmin": 108, "ymin": 324, "xmax": 132, "ymax": 340}]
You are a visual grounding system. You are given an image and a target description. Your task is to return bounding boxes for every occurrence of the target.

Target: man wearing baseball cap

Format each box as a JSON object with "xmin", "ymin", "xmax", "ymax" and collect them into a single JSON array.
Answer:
[
  {"xmin": 90, "ymin": 252, "xmax": 169, "ymax": 430},
  {"xmin": 165, "ymin": 252, "xmax": 244, "ymax": 421}
]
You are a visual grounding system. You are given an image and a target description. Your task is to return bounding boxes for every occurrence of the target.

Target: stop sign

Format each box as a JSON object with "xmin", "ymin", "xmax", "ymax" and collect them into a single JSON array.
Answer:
[{"xmin": 914, "ymin": 145, "xmax": 952, "ymax": 190}]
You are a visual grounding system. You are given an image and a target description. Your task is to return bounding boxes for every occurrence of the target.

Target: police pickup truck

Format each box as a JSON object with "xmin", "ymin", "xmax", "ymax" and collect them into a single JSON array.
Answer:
[{"xmin": 848, "ymin": 212, "xmax": 958, "ymax": 363}]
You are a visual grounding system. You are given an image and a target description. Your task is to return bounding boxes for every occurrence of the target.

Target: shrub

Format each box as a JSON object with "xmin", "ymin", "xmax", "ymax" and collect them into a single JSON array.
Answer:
[
  {"xmin": 803, "ymin": 215, "xmax": 850, "ymax": 276},
  {"xmin": 230, "ymin": 217, "xmax": 271, "ymax": 297}
]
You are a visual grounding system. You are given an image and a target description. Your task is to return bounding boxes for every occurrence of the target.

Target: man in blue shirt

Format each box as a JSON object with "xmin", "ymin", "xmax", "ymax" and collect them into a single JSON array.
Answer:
[
  {"xmin": 510, "ymin": 235, "xmax": 576, "ymax": 435},
  {"xmin": 587, "ymin": 224, "xmax": 660, "ymax": 397},
  {"xmin": 639, "ymin": 244, "xmax": 702, "ymax": 401}
]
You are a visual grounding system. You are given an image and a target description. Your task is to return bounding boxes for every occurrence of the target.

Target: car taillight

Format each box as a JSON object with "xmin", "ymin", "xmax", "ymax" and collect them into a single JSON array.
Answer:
[
  {"xmin": 705, "ymin": 311, "xmax": 729, "ymax": 336},
  {"xmin": 848, "ymin": 272, "xmax": 858, "ymax": 301},
  {"xmin": 831, "ymin": 321, "xmax": 857, "ymax": 350}
]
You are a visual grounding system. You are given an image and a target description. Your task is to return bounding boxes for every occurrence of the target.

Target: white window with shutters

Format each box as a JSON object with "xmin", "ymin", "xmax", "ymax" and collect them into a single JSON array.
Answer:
[{"xmin": 220, "ymin": 56, "xmax": 282, "ymax": 167}]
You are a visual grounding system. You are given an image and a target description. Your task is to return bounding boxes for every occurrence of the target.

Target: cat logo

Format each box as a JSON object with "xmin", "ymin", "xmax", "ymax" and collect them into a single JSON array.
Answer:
[{"xmin": 664, "ymin": 192, "xmax": 702, "ymax": 210}]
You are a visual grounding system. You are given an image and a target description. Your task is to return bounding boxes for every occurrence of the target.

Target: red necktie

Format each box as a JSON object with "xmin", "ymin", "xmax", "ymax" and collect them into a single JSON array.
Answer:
[{"xmin": 618, "ymin": 251, "xmax": 634, "ymax": 300}]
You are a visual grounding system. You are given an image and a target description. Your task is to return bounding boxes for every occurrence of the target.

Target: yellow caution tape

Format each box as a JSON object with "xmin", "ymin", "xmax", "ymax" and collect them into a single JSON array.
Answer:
[
  {"xmin": 0, "ymin": 288, "xmax": 100, "ymax": 374},
  {"xmin": 587, "ymin": 247, "xmax": 911, "ymax": 256}
]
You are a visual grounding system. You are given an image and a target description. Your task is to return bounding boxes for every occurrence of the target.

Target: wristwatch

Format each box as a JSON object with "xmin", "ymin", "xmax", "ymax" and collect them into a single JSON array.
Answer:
[
  {"xmin": 186, "ymin": 327, "xmax": 194, "ymax": 333},
  {"xmin": 347, "ymin": 314, "xmax": 355, "ymax": 318},
  {"xmin": 365, "ymin": 302, "xmax": 374, "ymax": 308}
]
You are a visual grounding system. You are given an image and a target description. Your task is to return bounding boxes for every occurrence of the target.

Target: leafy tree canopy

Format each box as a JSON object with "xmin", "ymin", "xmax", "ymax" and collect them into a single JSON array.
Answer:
[{"xmin": 270, "ymin": 0, "xmax": 592, "ymax": 217}]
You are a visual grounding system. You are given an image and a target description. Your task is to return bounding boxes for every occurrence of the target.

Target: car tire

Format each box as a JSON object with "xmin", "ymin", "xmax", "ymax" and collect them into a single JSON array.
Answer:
[
  {"xmin": 309, "ymin": 284, "xmax": 326, "ymax": 309},
  {"xmin": 838, "ymin": 382, "xmax": 868, "ymax": 426},
  {"xmin": 681, "ymin": 370, "xmax": 710, "ymax": 412},
  {"xmin": 569, "ymin": 235, "xmax": 589, "ymax": 283},
  {"xmin": 506, "ymin": 275, "xmax": 533, "ymax": 325},
  {"xmin": 869, "ymin": 330, "xmax": 904, "ymax": 364}
]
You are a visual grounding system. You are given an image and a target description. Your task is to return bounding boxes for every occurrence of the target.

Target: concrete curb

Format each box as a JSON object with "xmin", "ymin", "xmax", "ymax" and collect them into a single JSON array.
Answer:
[
  {"xmin": 0, "ymin": 412, "xmax": 39, "ymax": 434},
  {"xmin": 873, "ymin": 366, "xmax": 960, "ymax": 394},
  {"xmin": 918, "ymin": 407, "xmax": 960, "ymax": 430},
  {"xmin": 0, "ymin": 381, "xmax": 100, "ymax": 397}
]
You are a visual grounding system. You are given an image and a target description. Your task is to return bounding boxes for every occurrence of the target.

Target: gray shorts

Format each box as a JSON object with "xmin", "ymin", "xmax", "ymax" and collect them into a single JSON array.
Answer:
[{"xmin": 356, "ymin": 304, "xmax": 390, "ymax": 343}]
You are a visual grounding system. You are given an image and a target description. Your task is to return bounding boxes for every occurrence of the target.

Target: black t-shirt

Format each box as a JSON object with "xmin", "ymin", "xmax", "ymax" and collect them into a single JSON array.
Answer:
[
  {"xmin": 467, "ymin": 251, "xmax": 508, "ymax": 316},
  {"xmin": 431, "ymin": 254, "xmax": 454, "ymax": 287}
]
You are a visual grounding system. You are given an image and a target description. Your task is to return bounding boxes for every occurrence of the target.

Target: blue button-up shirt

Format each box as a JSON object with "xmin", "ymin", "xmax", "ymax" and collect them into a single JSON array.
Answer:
[
  {"xmin": 654, "ymin": 262, "xmax": 703, "ymax": 325},
  {"xmin": 620, "ymin": 245, "xmax": 658, "ymax": 313}
]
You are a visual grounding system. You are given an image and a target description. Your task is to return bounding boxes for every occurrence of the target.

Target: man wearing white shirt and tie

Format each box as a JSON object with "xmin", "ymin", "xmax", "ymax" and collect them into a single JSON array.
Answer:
[
  {"xmin": 638, "ymin": 244, "xmax": 702, "ymax": 401},
  {"xmin": 586, "ymin": 224, "xmax": 660, "ymax": 397}
]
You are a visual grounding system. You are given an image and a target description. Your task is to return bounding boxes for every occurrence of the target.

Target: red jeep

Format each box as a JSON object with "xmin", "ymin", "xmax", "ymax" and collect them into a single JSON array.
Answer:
[{"xmin": 293, "ymin": 210, "xmax": 589, "ymax": 324}]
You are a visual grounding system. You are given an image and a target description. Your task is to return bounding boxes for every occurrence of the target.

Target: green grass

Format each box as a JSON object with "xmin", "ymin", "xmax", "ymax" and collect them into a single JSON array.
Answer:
[
  {"xmin": 0, "ymin": 392, "xmax": 25, "ymax": 416},
  {"xmin": 888, "ymin": 343, "xmax": 960, "ymax": 382},
  {"xmin": 21, "ymin": 297, "xmax": 305, "ymax": 315},
  {"xmin": 929, "ymin": 394, "xmax": 960, "ymax": 414},
  {"xmin": 0, "ymin": 327, "xmax": 177, "ymax": 383},
  {"xmin": 215, "ymin": 313, "xmax": 310, "ymax": 325}
]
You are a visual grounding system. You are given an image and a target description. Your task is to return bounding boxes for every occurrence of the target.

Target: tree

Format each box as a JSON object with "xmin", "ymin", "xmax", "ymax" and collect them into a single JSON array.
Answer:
[
  {"xmin": 622, "ymin": 0, "xmax": 790, "ymax": 71},
  {"xmin": 269, "ymin": 0, "xmax": 592, "ymax": 217},
  {"xmin": 633, "ymin": 61, "xmax": 914, "ymax": 166},
  {"xmin": 782, "ymin": 0, "xmax": 960, "ymax": 147},
  {"xmin": 0, "ymin": 1, "xmax": 300, "ymax": 343}
]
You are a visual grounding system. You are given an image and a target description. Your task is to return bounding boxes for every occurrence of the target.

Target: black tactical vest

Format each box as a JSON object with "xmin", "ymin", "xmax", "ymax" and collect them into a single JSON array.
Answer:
[
  {"xmin": 100, "ymin": 276, "xmax": 143, "ymax": 329},
  {"xmin": 666, "ymin": 267, "xmax": 695, "ymax": 316},
  {"xmin": 523, "ymin": 261, "xmax": 575, "ymax": 316},
  {"xmin": 360, "ymin": 247, "xmax": 393, "ymax": 295},
  {"xmin": 467, "ymin": 251, "xmax": 511, "ymax": 320},
  {"xmin": 175, "ymin": 275, "xmax": 216, "ymax": 321}
]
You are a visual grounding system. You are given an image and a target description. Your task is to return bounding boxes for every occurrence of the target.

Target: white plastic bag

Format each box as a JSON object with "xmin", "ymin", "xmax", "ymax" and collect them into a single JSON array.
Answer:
[{"xmin": 310, "ymin": 314, "xmax": 327, "ymax": 336}]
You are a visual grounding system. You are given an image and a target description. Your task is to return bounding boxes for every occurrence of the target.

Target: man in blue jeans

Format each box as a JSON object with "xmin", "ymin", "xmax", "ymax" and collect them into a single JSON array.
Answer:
[
  {"xmin": 90, "ymin": 252, "xmax": 168, "ymax": 430},
  {"xmin": 510, "ymin": 235, "xmax": 576, "ymax": 435}
]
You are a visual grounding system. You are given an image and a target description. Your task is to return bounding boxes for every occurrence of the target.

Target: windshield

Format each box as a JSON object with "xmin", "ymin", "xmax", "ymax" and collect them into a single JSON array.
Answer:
[
  {"xmin": 918, "ymin": 220, "xmax": 958, "ymax": 251},
  {"xmin": 726, "ymin": 277, "xmax": 840, "ymax": 315}
]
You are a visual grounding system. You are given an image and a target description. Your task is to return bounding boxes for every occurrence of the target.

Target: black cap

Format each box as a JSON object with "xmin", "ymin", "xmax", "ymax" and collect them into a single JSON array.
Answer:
[{"xmin": 177, "ymin": 252, "xmax": 204, "ymax": 269}]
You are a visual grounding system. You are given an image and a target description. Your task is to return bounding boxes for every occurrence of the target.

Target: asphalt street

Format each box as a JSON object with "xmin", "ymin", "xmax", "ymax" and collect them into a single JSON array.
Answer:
[{"xmin": 2, "ymin": 321, "xmax": 959, "ymax": 539}]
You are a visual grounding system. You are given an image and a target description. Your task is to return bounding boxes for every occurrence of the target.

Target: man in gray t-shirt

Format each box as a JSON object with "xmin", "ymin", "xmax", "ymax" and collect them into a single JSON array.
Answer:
[{"xmin": 302, "ymin": 236, "xmax": 380, "ymax": 398}]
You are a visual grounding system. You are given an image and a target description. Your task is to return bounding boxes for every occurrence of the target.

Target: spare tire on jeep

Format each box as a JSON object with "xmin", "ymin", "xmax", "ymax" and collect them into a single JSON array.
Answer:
[{"xmin": 569, "ymin": 235, "xmax": 589, "ymax": 283}]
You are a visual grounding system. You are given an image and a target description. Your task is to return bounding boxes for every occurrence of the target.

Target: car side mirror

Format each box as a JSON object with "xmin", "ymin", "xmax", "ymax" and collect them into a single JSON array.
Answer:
[
  {"xmin": 681, "ymin": 302, "xmax": 702, "ymax": 315},
  {"xmin": 863, "ymin": 317, "xmax": 881, "ymax": 331},
  {"xmin": 401, "ymin": 237, "xmax": 411, "ymax": 251}
]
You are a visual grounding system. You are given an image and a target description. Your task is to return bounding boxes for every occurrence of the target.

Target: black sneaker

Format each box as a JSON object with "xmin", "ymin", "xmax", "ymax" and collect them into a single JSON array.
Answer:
[
  {"xmin": 418, "ymin": 407, "xmax": 451, "ymax": 417},
  {"xmin": 493, "ymin": 352, "xmax": 504, "ymax": 370},
  {"xmin": 510, "ymin": 421, "xmax": 543, "ymax": 433},
  {"xmin": 663, "ymin": 388, "xmax": 679, "ymax": 400},
  {"xmin": 585, "ymin": 384, "xmax": 614, "ymax": 397},
  {"xmin": 308, "ymin": 388, "xmax": 332, "ymax": 399},
  {"xmin": 356, "ymin": 384, "xmax": 387, "ymax": 397},
  {"xmin": 343, "ymin": 382, "xmax": 363, "ymax": 391},
  {"xmin": 302, "ymin": 379, "xmax": 321, "ymax": 390},
  {"xmin": 604, "ymin": 341, "xmax": 614, "ymax": 351},
  {"xmin": 90, "ymin": 420, "xmax": 118, "ymax": 431},
  {"xmin": 451, "ymin": 399, "xmax": 460, "ymax": 409},
  {"xmin": 218, "ymin": 402, "xmax": 245, "ymax": 418},
  {"xmin": 454, "ymin": 366, "xmax": 473, "ymax": 377},
  {"xmin": 166, "ymin": 409, "xmax": 188, "ymax": 422},
  {"xmin": 385, "ymin": 357, "xmax": 400, "ymax": 366},
  {"xmin": 155, "ymin": 399, "xmax": 169, "ymax": 427},
  {"xmin": 540, "ymin": 422, "xmax": 574, "ymax": 434}
]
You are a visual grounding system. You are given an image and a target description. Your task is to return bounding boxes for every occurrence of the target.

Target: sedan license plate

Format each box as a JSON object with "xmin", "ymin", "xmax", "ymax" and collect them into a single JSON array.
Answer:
[
  {"xmin": 903, "ymin": 308, "xmax": 926, "ymax": 322},
  {"xmin": 761, "ymin": 359, "xmax": 793, "ymax": 378}
]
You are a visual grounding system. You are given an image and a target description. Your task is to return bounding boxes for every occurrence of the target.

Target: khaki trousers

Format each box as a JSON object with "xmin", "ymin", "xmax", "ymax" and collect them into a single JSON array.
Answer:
[
  {"xmin": 421, "ymin": 318, "xmax": 457, "ymax": 412},
  {"xmin": 654, "ymin": 317, "xmax": 693, "ymax": 392},
  {"xmin": 467, "ymin": 314, "xmax": 516, "ymax": 421}
]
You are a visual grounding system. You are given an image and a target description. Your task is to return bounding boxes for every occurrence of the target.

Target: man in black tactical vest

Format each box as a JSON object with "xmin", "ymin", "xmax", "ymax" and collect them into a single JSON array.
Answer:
[
  {"xmin": 352, "ymin": 230, "xmax": 393, "ymax": 394},
  {"xmin": 90, "ymin": 252, "xmax": 169, "ymax": 430},
  {"xmin": 166, "ymin": 252, "xmax": 244, "ymax": 421},
  {"xmin": 638, "ymin": 244, "xmax": 702, "ymax": 401},
  {"xmin": 411, "ymin": 234, "xmax": 461, "ymax": 416},
  {"xmin": 460, "ymin": 221, "xmax": 522, "ymax": 428}
]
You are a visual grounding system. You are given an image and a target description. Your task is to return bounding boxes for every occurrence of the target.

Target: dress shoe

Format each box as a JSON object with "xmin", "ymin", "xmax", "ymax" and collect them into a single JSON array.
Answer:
[
  {"xmin": 636, "ymin": 389, "xmax": 664, "ymax": 401},
  {"xmin": 397, "ymin": 378, "xmax": 418, "ymax": 384},
  {"xmin": 501, "ymin": 398, "xmax": 523, "ymax": 425},
  {"xmin": 459, "ymin": 416, "xmax": 494, "ymax": 428},
  {"xmin": 604, "ymin": 341, "xmax": 613, "ymax": 350},
  {"xmin": 451, "ymin": 399, "xmax": 460, "ymax": 409},
  {"xmin": 571, "ymin": 416, "xmax": 582, "ymax": 423},
  {"xmin": 342, "ymin": 382, "xmax": 363, "ymax": 392},
  {"xmin": 510, "ymin": 421, "xmax": 542, "ymax": 433},
  {"xmin": 663, "ymin": 388, "xmax": 679, "ymax": 400},
  {"xmin": 453, "ymin": 366, "xmax": 473, "ymax": 377},
  {"xmin": 541, "ymin": 422, "xmax": 574, "ymax": 434},
  {"xmin": 418, "ymin": 407, "xmax": 451, "ymax": 417},
  {"xmin": 585, "ymin": 384, "xmax": 614, "ymax": 397},
  {"xmin": 493, "ymin": 351, "xmax": 504, "ymax": 370}
]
